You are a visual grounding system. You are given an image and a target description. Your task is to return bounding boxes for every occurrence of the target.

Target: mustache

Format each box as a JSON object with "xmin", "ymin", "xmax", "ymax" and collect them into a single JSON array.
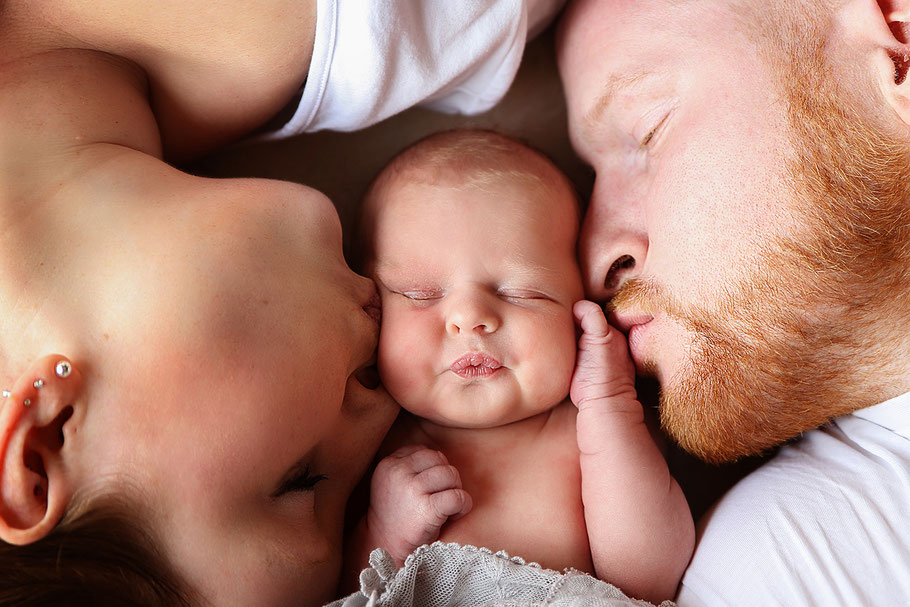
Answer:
[{"xmin": 607, "ymin": 277, "xmax": 685, "ymax": 320}]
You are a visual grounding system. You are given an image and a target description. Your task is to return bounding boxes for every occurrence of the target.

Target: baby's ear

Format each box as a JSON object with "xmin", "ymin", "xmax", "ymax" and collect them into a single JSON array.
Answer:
[{"xmin": 0, "ymin": 355, "xmax": 83, "ymax": 545}]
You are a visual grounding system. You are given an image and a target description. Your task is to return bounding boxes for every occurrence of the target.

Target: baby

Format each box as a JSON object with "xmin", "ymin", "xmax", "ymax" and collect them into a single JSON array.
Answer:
[{"xmin": 351, "ymin": 130, "xmax": 693, "ymax": 603}]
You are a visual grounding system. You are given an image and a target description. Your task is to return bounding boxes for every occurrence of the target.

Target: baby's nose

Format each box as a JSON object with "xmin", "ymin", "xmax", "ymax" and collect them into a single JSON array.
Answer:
[{"xmin": 445, "ymin": 289, "xmax": 501, "ymax": 336}]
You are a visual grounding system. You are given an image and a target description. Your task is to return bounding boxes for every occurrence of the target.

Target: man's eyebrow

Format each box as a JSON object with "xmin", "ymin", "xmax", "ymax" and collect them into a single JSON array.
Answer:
[{"xmin": 583, "ymin": 70, "xmax": 655, "ymax": 131}]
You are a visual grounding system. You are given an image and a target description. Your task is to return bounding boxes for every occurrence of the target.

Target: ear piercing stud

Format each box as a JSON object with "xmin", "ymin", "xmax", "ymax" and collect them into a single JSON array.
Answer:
[
  {"xmin": 1, "ymin": 360, "xmax": 70, "ymax": 403},
  {"xmin": 55, "ymin": 361, "xmax": 72, "ymax": 378}
]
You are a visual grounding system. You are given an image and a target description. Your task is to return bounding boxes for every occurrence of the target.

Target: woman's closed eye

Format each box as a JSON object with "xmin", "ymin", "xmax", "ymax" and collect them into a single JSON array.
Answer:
[{"xmin": 273, "ymin": 464, "xmax": 327, "ymax": 497}]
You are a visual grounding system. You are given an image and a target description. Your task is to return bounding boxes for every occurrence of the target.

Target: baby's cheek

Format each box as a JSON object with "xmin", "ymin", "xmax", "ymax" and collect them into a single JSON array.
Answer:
[
  {"xmin": 376, "ymin": 310, "xmax": 431, "ymax": 408},
  {"xmin": 524, "ymin": 311, "xmax": 578, "ymax": 405}
]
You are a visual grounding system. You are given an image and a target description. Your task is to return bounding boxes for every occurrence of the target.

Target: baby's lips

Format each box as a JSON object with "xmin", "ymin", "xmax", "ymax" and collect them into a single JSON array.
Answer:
[
  {"xmin": 449, "ymin": 352, "xmax": 503, "ymax": 379},
  {"xmin": 449, "ymin": 352, "xmax": 502, "ymax": 372}
]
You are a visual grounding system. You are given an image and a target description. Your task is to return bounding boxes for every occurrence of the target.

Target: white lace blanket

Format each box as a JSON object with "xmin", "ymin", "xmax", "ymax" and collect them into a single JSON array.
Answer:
[{"xmin": 326, "ymin": 542, "xmax": 675, "ymax": 607}]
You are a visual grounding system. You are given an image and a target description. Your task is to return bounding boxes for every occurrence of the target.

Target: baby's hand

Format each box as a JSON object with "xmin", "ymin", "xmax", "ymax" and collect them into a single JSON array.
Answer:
[
  {"xmin": 366, "ymin": 445, "xmax": 472, "ymax": 564},
  {"xmin": 570, "ymin": 300, "xmax": 637, "ymax": 410}
]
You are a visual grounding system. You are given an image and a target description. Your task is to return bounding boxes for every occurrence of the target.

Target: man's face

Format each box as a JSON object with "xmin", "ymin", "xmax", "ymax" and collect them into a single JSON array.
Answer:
[
  {"xmin": 557, "ymin": 0, "xmax": 909, "ymax": 462},
  {"xmin": 558, "ymin": 0, "xmax": 800, "ymax": 372}
]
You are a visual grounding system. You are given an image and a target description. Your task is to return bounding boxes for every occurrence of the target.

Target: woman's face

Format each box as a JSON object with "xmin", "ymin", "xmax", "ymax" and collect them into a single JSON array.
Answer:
[{"xmin": 76, "ymin": 180, "xmax": 398, "ymax": 606}]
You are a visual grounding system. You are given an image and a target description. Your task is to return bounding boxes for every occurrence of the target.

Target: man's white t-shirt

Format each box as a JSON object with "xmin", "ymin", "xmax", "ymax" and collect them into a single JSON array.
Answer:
[{"xmin": 677, "ymin": 391, "xmax": 910, "ymax": 606}]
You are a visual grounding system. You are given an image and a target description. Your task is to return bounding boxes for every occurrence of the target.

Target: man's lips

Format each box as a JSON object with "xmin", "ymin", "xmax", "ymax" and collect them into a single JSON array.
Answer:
[
  {"xmin": 609, "ymin": 310, "xmax": 654, "ymax": 335},
  {"xmin": 450, "ymin": 353, "xmax": 502, "ymax": 378}
]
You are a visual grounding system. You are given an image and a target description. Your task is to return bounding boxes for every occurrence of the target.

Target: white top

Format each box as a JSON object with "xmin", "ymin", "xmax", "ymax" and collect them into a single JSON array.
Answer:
[
  {"xmin": 262, "ymin": 0, "xmax": 565, "ymax": 138},
  {"xmin": 677, "ymin": 391, "xmax": 910, "ymax": 606},
  {"xmin": 328, "ymin": 543, "xmax": 671, "ymax": 607}
]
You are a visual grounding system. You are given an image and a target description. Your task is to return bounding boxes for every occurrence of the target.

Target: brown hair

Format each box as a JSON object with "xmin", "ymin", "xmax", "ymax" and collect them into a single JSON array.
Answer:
[{"xmin": 0, "ymin": 496, "xmax": 194, "ymax": 607}]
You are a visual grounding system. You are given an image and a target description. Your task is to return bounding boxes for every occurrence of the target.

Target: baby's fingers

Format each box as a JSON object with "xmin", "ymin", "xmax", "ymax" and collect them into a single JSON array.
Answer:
[
  {"xmin": 415, "ymin": 463, "xmax": 463, "ymax": 494},
  {"xmin": 574, "ymin": 299, "xmax": 610, "ymax": 340},
  {"xmin": 389, "ymin": 445, "xmax": 450, "ymax": 474},
  {"xmin": 428, "ymin": 488, "xmax": 473, "ymax": 523}
]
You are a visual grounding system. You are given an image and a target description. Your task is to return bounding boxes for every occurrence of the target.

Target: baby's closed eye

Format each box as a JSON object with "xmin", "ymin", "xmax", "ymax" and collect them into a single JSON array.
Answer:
[
  {"xmin": 398, "ymin": 287, "xmax": 445, "ymax": 301},
  {"xmin": 497, "ymin": 288, "xmax": 552, "ymax": 302}
]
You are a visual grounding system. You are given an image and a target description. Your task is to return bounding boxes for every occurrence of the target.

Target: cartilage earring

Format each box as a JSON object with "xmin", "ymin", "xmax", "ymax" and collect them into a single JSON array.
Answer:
[
  {"xmin": 55, "ymin": 361, "xmax": 72, "ymax": 378},
  {"xmin": 33, "ymin": 379, "xmax": 44, "ymax": 389},
  {"xmin": 1, "ymin": 390, "xmax": 10, "ymax": 398},
  {"xmin": 23, "ymin": 398, "xmax": 31, "ymax": 407}
]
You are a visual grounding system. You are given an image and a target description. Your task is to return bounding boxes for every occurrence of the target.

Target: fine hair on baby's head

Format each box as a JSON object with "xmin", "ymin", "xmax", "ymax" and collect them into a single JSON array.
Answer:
[{"xmin": 359, "ymin": 128, "xmax": 579, "ymax": 265}]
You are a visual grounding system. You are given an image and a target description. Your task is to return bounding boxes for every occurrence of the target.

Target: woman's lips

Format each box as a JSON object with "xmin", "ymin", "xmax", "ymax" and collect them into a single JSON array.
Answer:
[
  {"xmin": 363, "ymin": 290, "xmax": 382, "ymax": 324},
  {"xmin": 450, "ymin": 353, "xmax": 502, "ymax": 378},
  {"xmin": 354, "ymin": 353, "xmax": 381, "ymax": 389}
]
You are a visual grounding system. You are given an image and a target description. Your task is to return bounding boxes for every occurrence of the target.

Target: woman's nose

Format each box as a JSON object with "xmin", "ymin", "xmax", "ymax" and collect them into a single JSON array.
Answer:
[
  {"xmin": 445, "ymin": 288, "xmax": 501, "ymax": 336},
  {"xmin": 580, "ymin": 175, "xmax": 649, "ymax": 302}
]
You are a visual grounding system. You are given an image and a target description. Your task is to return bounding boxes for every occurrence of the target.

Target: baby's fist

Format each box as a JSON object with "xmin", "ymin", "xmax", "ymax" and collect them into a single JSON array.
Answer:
[{"xmin": 367, "ymin": 445, "xmax": 472, "ymax": 563}]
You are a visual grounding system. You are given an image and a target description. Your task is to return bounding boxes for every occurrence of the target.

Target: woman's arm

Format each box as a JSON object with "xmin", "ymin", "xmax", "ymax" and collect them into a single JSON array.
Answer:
[{"xmin": 1, "ymin": 0, "xmax": 317, "ymax": 161}]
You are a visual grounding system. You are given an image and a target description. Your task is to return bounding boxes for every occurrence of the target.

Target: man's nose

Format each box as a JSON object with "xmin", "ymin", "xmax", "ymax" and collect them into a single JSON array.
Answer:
[
  {"xmin": 445, "ymin": 287, "xmax": 501, "ymax": 336},
  {"xmin": 580, "ymin": 175, "xmax": 649, "ymax": 301}
]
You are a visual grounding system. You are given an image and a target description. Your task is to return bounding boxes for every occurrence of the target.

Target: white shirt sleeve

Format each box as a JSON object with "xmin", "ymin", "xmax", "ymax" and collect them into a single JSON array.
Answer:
[
  {"xmin": 678, "ymin": 396, "xmax": 910, "ymax": 606},
  {"xmin": 263, "ymin": 0, "xmax": 566, "ymax": 137}
]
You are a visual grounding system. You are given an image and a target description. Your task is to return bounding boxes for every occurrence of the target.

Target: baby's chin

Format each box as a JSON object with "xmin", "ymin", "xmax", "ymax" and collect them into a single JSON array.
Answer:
[{"xmin": 406, "ymin": 397, "xmax": 563, "ymax": 430}]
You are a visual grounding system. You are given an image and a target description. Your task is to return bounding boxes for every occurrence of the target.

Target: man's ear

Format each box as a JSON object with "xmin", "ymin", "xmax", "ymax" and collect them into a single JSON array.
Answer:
[
  {"xmin": 0, "ymin": 355, "xmax": 83, "ymax": 545},
  {"xmin": 843, "ymin": 0, "xmax": 910, "ymax": 125}
]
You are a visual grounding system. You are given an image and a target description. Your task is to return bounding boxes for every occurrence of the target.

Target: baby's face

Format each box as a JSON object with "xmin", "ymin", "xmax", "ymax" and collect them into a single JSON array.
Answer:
[{"xmin": 370, "ymin": 174, "xmax": 583, "ymax": 428}]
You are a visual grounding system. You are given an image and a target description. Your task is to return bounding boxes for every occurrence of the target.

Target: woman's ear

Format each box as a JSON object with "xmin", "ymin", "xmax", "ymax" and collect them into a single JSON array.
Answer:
[{"xmin": 0, "ymin": 355, "xmax": 83, "ymax": 545}]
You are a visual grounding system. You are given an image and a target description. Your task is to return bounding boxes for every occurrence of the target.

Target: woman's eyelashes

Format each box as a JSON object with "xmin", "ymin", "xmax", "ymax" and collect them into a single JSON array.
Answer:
[{"xmin": 273, "ymin": 464, "xmax": 328, "ymax": 497}]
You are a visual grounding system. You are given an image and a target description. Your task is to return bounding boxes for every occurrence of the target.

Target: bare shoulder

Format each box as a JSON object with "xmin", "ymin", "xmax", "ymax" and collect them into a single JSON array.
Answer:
[{"xmin": 1, "ymin": 0, "xmax": 317, "ymax": 158}]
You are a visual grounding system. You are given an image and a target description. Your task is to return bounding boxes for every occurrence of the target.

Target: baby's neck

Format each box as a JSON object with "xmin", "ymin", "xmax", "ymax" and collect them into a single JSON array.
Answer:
[{"xmin": 410, "ymin": 402, "xmax": 570, "ymax": 456}]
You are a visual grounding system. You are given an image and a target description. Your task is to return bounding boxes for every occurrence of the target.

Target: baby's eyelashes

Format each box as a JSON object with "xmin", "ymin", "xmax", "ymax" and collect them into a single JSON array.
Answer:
[
  {"xmin": 496, "ymin": 288, "xmax": 550, "ymax": 302},
  {"xmin": 389, "ymin": 286, "xmax": 553, "ymax": 304},
  {"xmin": 398, "ymin": 288, "xmax": 445, "ymax": 301},
  {"xmin": 379, "ymin": 273, "xmax": 557, "ymax": 306}
]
